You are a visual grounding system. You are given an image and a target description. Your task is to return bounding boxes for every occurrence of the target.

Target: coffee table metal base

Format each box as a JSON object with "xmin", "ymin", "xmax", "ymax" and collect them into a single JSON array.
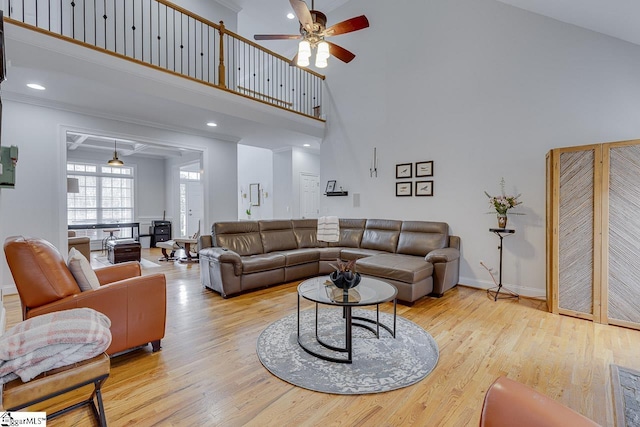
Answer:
[{"xmin": 297, "ymin": 296, "xmax": 397, "ymax": 364}]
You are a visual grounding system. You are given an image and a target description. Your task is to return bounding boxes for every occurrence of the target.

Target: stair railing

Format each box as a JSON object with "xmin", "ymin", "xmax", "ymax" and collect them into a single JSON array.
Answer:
[{"xmin": 4, "ymin": 0, "xmax": 325, "ymax": 119}]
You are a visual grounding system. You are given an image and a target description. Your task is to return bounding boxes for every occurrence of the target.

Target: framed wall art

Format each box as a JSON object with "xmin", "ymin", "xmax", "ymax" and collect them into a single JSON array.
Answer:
[
  {"xmin": 396, "ymin": 181, "xmax": 412, "ymax": 196},
  {"xmin": 396, "ymin": 163, "xmax": 412, "ymax": 179},
  {"xmin": 415, "ymin": 161, "xmax": 434, "ymax": 177},
  {"xmin": 416, "ymin": 180, "xmax": 434, "ymax": 196},
  {"xmin": 249, "ymin": 183, "xmax": 261, "ymax": 206},
  {"xmin": 325, "ymin": 180, "xmax": 336, "ymax": 193}
]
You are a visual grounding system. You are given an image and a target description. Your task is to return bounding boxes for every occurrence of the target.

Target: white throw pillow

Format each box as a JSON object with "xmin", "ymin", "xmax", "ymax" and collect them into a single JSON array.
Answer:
[{"xmin": 67, "ymin": 247, "xmax": 101, "ymax": 291}]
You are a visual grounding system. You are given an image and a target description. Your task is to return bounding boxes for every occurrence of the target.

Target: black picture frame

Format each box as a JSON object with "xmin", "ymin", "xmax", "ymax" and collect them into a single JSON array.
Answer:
[
  {"xmin": 415, "ymin": 161, "xmax": 434, "ymax": 177},
  {"xmin": 396, "ymin": 181, "xmax": 412, "ymax": 196},
  {"xmin": 325, "ymin": 180, "xmax": 336, "ymax": 193},
  {"xmin": 415, "ymin": 180, "xmax": 434, "ymax": 196},
  {"xmin": 396, "ymin": 163, "xmax": 412, "ymax": 179}
]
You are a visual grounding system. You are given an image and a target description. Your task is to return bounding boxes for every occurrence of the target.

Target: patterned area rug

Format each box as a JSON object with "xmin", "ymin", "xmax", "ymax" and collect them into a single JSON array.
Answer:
[
  {"xmin": 256, "ymin": 309, "xmax": 439, "ymax": 394},
  {"xmin": 612, "ymin": 365, "xmax": 640, "ymax": 427}
]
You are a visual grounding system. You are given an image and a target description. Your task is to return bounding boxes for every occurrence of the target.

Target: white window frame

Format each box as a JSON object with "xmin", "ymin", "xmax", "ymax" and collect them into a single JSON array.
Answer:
[{"xmin": 67, "ymin": 162, "xmax": 135, "ymax": 238}]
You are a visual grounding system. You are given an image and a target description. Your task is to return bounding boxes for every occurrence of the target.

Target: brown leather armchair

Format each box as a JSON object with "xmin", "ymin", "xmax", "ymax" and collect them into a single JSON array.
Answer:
[
  {"xmin": 4, "ymin": 236, "xmax": 167, "ymax": 356},
  {"xmin": 480, "ymin": 377, "xmax": 600, "ymax": 427},
  {"xmin": 68, "ymin": 230, "xmax": 91, "ymax": 259}
]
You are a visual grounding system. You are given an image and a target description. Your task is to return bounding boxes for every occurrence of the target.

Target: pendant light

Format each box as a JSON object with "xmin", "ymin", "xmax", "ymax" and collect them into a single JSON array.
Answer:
[{"xmin": 108, "ymin": 140, "xmax": 124, "ymax": 166}]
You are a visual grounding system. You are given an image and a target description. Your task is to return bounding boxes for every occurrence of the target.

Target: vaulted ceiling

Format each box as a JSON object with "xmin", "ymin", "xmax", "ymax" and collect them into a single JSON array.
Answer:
[{"xmin": 5, "ymin": 0, "xmax": 640, "ymax": 160}]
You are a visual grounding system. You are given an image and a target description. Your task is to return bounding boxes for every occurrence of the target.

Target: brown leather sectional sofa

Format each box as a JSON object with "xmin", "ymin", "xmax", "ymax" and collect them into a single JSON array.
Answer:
[{"xmin": 199, "ymin": 218, "xmax": 460, "ymax": 304}]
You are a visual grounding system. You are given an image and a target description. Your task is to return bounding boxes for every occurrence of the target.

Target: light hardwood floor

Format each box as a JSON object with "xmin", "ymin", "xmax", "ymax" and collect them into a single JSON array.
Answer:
[{"xmin": 4, "ymin": 248, "xmax": 639, "ymax": 426}]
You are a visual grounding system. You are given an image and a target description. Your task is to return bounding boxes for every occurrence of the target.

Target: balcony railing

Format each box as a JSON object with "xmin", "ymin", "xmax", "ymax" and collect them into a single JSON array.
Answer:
[{"xmin": 5, "ymin": 0, "xmax": 325, "ymax": 119}]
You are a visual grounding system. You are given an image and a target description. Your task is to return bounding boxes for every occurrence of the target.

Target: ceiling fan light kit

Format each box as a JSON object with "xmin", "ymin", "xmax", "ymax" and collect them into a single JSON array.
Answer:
[
  {"xmin": 297, "ymin": 39, "xmax": 312, "ymax": 66},
  {"xmin": 255, "ymin": 0, "xmax": 369, "ymax": 68}
]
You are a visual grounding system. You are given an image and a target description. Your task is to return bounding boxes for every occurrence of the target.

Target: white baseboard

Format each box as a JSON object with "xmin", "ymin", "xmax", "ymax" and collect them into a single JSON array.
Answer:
[
  {"xmin": 459, "ymin": 277, "xmax": 546, "ymax": 300},
  {"xmin": 1, "ymin": 285, "xmax": 17, "ymax": 296}
]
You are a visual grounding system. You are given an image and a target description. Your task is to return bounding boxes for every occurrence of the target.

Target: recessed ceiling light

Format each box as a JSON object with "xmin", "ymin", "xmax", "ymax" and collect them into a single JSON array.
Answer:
[
  {"xmin": 27, "ymin": 83, "xmax": 46, "ymax": 90},
  {"xmin": 303, "ymin": 143, "xmax": 311, "ymax": 147},
  {"xmin": 287, "ymin": 12, "xmax": 295, "ymax": 19},
  {"xmin": 206, "ymin": 122, "xmax": 217, "ymax": 127}
]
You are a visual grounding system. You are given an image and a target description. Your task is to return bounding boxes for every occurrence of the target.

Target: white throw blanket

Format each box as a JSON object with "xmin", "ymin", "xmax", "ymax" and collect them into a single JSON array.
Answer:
[
  {"xmin": 0, "ymin": 308, "xmax": 112, "ymax": 384},
  {"xmin": 318, "ymin": 216, "xmax": 340, "ymax": 242}
]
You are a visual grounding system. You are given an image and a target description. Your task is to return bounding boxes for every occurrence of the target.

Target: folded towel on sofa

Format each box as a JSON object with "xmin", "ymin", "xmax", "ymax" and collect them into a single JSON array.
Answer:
[
  {"xmin": 0, "ymin": 308, "xmax": 112, "ymax": 384},
  {"xmin": 317, "ymin": 216, "xmax": 340, "ymax": 242}
]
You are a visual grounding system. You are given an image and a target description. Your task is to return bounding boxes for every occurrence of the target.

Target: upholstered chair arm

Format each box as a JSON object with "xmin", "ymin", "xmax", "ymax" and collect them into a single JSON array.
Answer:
[
  {"xmin": 94, "ymin": 261, "xmax": 141, "ymax": 285},
  {"xmin": 480, "ymin": 376, "xmax": 599, "ymax": 427},
  {"xmin": 199, "ymin": 247, "xmax": 243, "ymax": 276},
  {"xmin": 199, "ymin": 235, "xmax": 213, "ymax": 250},
  {"xmin": 27, "ymin": 273, "xmax": 167, "ymax": 355},
  {"xmin": 425, "ymin": 247, "xmax": 460, "ymax": 264}
]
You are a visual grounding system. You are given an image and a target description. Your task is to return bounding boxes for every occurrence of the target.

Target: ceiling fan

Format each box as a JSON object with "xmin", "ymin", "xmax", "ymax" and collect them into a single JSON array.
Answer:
[{"xmin": 254, "ymin": 0, "xmax": 369, "ymax": 68}]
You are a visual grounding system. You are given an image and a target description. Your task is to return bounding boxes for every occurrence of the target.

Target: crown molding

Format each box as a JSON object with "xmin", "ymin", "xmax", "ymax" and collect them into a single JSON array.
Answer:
[{"xmin": 214, "ymin": 0, "xmax": 243, "ymax": 13}]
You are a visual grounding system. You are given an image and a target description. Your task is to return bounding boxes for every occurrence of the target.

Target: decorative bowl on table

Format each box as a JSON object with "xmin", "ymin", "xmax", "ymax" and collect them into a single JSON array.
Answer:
[{"xmin": 329, "ymin": 270, "xmax": 361, "ymax": 289}]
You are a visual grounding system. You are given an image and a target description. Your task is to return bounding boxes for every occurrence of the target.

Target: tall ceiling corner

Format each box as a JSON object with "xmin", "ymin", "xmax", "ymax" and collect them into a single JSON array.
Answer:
[{"xmin": 214, "ymin": 0, "xmax": 243, "ymax": 14}]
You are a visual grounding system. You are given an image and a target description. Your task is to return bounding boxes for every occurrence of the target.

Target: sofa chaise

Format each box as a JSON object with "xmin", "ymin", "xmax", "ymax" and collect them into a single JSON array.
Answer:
[{"xmin": 198, "ymin": 218, "xmax": 460, "ymax": 304}]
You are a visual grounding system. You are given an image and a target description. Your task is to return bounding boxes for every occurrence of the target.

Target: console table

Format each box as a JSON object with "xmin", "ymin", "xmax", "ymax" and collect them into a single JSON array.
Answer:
[
  {"xmin": 488, "ymin": 228, "xmax": 519, "ymax": 301},
  {"xmin": 69, "ymin": 222, "xmax": 140, "ymax": 241}
]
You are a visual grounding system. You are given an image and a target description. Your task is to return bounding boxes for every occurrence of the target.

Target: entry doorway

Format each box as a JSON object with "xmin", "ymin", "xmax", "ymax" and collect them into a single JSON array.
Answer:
[
  {"xmin": 299, "ymin": 173, "xmax": 320, "ymax": 219},
  {"xmin": 179, "ymin": 162, "xmax": 204, "ymax": 237}
]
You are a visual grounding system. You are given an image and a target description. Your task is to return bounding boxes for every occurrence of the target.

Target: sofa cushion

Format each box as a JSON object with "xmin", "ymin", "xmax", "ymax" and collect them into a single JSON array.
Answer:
[
  {"xmin": 356, "ymin": 254, "xmax": 434, "ymax": 284},
  {"xmin": 397, "ymin": 221, "xmax": 449, "ymax": 256},
  {"xmin": 241, "ymin": 253, "xmax": 286, "ymax": 274},
  {"xmin": 279, "ymin": 248, "xmax": 320, "ymax": 266},
  {"xmin": 292, "ymin": 219, "xmax": 326, "ymax": 248},
  {"xmin": 340, "ymin": 248, "xmax": 388, "ymax": 261},
  {"xmin": 214, "ymin": 221, "xmax": 263, "ymax": 256},
  {"xmin": 329, "ymin": 219, "xmax": 366, "ymax": 248},
  {"xmin": 259, "ymin": 220, "xmax": 298, "ymax": 253},
  {"xmin": 360, "ymin": 219, "xmax": 402, "ymax": 252},
  {"xmin": 317, "ymin": 247, "xmax": 342, "ymax": 261}
]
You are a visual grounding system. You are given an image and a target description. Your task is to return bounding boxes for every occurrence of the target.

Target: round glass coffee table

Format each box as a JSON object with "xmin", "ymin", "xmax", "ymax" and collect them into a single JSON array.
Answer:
[{"xmin": 297, "ymin": 275, "xmax": 397, "ymax": 364}]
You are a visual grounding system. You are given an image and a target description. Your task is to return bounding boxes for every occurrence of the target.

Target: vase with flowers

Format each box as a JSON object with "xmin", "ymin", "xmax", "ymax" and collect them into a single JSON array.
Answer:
[{"xmin": 485, "ymin": 178, "xmax": 523, "ymax": 228}]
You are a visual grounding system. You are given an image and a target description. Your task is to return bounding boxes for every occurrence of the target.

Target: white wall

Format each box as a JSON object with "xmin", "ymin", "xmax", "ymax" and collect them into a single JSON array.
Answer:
[
  {"xmin": 237, "ymin": 144, "xmax": 273, "ymax": 220},
  {"xmin": 320, "ymin": 0, "xmax": 640, "ymax": 297},
  {"xmin": 273, "ymin": 149, "xmax": 293, "ymax": 219},
  {"xmin": 0, "ymin": 100, "xmax": 237, "ymax": 293},
  {"xmin": 173, "ymin": 0, "xmax": 238, "ymax": 32}
]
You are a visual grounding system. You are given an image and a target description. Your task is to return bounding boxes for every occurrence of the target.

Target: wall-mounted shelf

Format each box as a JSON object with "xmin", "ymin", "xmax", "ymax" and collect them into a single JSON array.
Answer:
[{"xmin": 325, "ymin": 191, "xmax": 348, "ymax": 197}]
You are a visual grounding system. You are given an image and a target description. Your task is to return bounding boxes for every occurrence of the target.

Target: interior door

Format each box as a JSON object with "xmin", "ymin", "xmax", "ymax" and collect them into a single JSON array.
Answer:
[
  {"xmin": 299, "ymin": 173, "xmax": 319, "ymax": 219},
  {"xmin": 186, "ymin": 181, "xmax": 203, "ymax": 236}
]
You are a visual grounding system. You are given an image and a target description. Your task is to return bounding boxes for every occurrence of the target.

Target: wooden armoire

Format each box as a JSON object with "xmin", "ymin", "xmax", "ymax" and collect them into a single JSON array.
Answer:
[{"xmin": 547, "ymin": 139, "xmax": 640, "ymax": 330}]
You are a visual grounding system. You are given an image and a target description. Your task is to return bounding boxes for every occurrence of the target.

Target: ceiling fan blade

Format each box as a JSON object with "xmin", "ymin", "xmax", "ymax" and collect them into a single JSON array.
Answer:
[
  {"xmin": 254, "ymin": 34, "xmax": 302, "ymax": 41},
  {"xmin": 327, "ymin": 42, "xmax": 356, "ymax": 63},
  {"xmin": 289, "ymin": 53, "xmax": 299, "ymax": 67},
  {"xmin": 323, "ymin": 15, "xmax": 369, "ymax": 37},
  {"xmin": 289, "ymin": 0, "xmax": 314, "ymax": 32}
]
